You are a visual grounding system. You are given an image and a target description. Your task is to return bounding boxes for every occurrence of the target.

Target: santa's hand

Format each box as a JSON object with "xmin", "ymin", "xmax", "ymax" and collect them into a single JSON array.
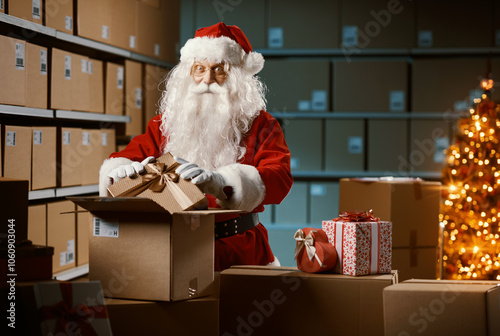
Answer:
[
  {"xmin": 175, "ymin": 156, "xmax": 228, "ymax": 200},
  {"xmin": 107, "ymin": 156, "xmax": 155, "ymax": 183}
]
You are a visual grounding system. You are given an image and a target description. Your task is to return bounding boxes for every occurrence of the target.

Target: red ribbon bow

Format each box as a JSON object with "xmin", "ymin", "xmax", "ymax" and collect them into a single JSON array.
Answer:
[
  {"xmin": 333, "ymin": 209, "xmax": 379, "ymax": 222},
  {"xmin": 39, "ymin": 282, "xmax": 109, "ymax": 336}
]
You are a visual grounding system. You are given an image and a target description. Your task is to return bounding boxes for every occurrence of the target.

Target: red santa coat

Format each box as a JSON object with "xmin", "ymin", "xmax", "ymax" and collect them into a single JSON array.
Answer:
[{"xmin": 106, "ymin": 110, "xmax": 293, "ymax": 271}]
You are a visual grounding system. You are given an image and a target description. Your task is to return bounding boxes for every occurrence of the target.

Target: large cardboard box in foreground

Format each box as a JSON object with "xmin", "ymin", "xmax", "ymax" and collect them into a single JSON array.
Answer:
[
  {"xmin": 383, "ymin": 279, "xmax": 500, "ymax": 336},
  {"xmin": 339, "ymin": 178, "xmax": 442, "ymax": 248},
  {"xmin": 219, "ymin": 266, "xmax": 398, "ymax": 336},
  {"xmin": 70, "ymin": 196, "xmax": 236, "ymax": 301}
]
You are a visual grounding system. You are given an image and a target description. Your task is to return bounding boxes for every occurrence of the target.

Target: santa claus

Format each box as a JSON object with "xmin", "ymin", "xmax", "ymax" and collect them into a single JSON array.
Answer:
[{"xmin": 99, "ymin": 22, "xmax": 293, "ymax": 271}]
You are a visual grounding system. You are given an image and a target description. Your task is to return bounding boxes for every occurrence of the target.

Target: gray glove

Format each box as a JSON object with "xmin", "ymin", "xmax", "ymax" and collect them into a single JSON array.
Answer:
[
  {"xmin": 174, "ymin": 156, "xmax": 228, "ymax": 200},
  {"xmin": 107, "ymin": 156, "xmax": 155, "ymax": 183}
]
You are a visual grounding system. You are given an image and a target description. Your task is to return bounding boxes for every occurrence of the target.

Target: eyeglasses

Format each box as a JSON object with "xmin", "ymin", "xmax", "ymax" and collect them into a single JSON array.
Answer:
[{"xmin": 191, "ymin": 63, "xmax": 228, "ymax": 78}]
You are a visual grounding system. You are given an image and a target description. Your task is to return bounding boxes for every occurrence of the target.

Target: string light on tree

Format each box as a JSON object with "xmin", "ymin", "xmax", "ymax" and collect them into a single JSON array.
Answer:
[{"xmin": 441, "ymin": 78, "xmax": 500, "ymax": 280}]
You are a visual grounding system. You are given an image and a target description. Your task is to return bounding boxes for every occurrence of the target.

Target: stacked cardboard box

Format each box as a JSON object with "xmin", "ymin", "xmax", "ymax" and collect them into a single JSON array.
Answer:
[{"xmin": 339, "ymin": 178, "xmax": 442, "ymax": 281}]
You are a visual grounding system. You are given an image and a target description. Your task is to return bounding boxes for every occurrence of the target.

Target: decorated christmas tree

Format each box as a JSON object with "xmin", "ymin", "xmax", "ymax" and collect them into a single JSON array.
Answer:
[{"xmin": 441, "ymin": 78, "xmax": 500, "ymax": 280}]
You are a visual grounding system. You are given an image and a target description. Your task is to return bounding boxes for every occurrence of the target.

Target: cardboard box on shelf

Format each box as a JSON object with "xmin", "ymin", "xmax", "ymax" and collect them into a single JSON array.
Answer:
[
  {"xmin": 71, "ymin": 53, "xmax": 91, "ymax": 112},
  {"xmin": 219, "ymin": 266, "xmax": 398, "ymax": 336},
  {"xmin": 341, "ymin": 0, "xmax": 414, "ymax": 49},
  {"xmin": 0, "ymin": 244, "xmax": 53, "ymax": 282},
  {"xmin": 4, "ymin": 125, "xmax": 32, "ymax": 189},
  {"xmin": 143, "ymin": 64, "xmax": 169, "ymax": 129},
  {"xmin": 325, "ymin": 119, "xmax": 365, "ymax": 171},
  {"xmin": 76, "ymin": 206, "xmax": 90, "ymax": 266},
  {"xmin": 124, "ymin": 60, "xmax": 143, "ymax": 136},
  {"xmin": 284, "ymin": 119, "xmax": 323, "ymax": 171},
  {"xmin": 392, "ymin": 246, "xmax": 439, "ymax": 282},
  {"xmin": 409, "ymin": 119, "xmax": 452, "ymax": 172},
  {"xmin": 59, "ymin": 127, "xmax": 83, "ymax": 187},
  {"xmin": 101, "ymin": 128, "xmax": 116, "ymax": 161},
  {"xmin": 383, "ymin": 279, "xmax": 500, "ymax": 336},
  {"xmin": 26, "ymin": 43, "xmax": 48, "ymax": 109},
  {"xmin": 46, "ymin": 200, "xmax": 76, "ymax": 273},
  {"xmin": 81, "ymin": 129, "xmax": 102, "ymax": 185},
  {"xmin": 339, "ymin": 178, "xmax": 442, "ymax": 248},
  {"xmin": 0, "ymin": 178, "xmax": 29, "ymax": 245},
  {"xmin": 0, "ymin": 36, "xmax": 26, "ymax": 106},
  {"xmin": 274, "ymin": 181, "xmax": 308, "ymax": 224},
  {"xmin": 105, "ymin": 296, "xmax": 218, "ymax": 336},
  {"xmin": 268, "ymin": 0, "xmax": 340, "ymax": 49},
  {"xmin": 333, "ymin": 60, "xmax": 408, "ymax": 112},
  {"xmin": 45, "ymin": 0, "xmax": 74, "ymax": 34},
  {"xmin": 416, "ymin": 0, "xmax": 493, "ymax": 48},
  {"xmin": 28, "ymin": 204, "xmax": 47, "ymax": 246},
  {"xmin": 70, "ymin": 196, "xmax": 238, "ymax": 301},
  {"xmin": 196, "ymin": 0, "xmax": 266, "ymax": 50},
  {"xmin": 76, "ymin": 0, "xmax": 112, "ymax": 43},
  {"xmin": 309, "ymin": 182, "xmax": 340, "ymax": 224},
  {"xmin": 109, "ymin": 0, "xmax": 137, "ymax": 51},
  {"xmin": 412, "ymin": 58, "xmax": 487, "ymax": 112},
  {"xmin": 31, "ymin": 126, "xmax": 57, "ymax": 190},
  {"xmin": 88, "ymin": 59, "xmax": 104, "ymax": 113},
  {"xmin": 260, "ymin": 59, "xmax": 330, "ymax": 112},
  {"xmin": 137, "ymin": 0, "xmax": 180, "ymax": 63},
  {"xmin": 367, "ymin": 119, "xmax": 408, "ymax": 172},
  {"xmin": 105, "ymin": 62, "xmax": 124, "ymax": 115},
  {"xmin": 8, "ymin": 0, "xmax": 42, "ymax": 24}
]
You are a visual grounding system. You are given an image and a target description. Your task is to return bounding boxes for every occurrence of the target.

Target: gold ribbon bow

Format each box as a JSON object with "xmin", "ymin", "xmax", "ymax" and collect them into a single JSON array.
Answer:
[
  {"xmin": 294, "ymin": 229, "xmax": 326, "ymax": 268},
  {"xmin": 115, "ymin": 162, "xmax": 193, "ymax": 210}
]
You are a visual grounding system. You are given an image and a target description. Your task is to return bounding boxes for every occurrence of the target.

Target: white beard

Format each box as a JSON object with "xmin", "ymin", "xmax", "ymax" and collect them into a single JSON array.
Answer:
[
  {"xmin": 160, "ymin": 61, "xmax": 267, "ymax": 170},
  {"xmin": 162, "ymin": 81, "xmax": 246, "ymax": 170}
]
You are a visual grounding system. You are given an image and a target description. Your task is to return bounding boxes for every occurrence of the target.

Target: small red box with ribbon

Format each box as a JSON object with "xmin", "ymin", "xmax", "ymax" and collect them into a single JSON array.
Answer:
[
  {"xmin": 34, "ymin": 281, "xmax": 112, "ymax": 336},
  {"xmin": 107, "ymin": 152, "xmax": 207, "ymax": 213},
  {"xmin": 322, "ymin": 210, "xmax": 392, "ymax": 276},
  {"xmin": 294, "ymin": 227, "xmax": 337, "ymax": 273}
]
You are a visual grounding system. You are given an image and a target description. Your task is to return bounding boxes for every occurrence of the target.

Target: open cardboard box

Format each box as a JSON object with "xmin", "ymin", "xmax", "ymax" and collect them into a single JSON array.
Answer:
[{"xmin": 69, "ymin": 196, "xmax": 240, "ymax": 302}]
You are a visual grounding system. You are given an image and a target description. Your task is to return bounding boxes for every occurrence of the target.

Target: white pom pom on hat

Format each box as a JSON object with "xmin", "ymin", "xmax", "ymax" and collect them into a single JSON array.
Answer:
[{"xmin": 180, "ymin": 22, "xmax": 264, "ymax": 75}]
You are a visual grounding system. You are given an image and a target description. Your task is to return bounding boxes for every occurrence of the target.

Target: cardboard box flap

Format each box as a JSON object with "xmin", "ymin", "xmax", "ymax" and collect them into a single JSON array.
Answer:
[{"xmin": 68, "ymin": 196, "xmax": 242, "ymax": 215}]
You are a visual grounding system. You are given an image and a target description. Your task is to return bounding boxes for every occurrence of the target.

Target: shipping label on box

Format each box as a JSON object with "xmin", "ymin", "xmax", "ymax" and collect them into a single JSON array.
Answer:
[{"xmin": 322, "ymin": 220, "xmax": 392, "ymax": 276}]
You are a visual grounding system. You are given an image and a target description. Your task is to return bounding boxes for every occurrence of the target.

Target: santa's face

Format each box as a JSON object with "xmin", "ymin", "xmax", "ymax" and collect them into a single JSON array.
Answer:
[{"xmin": 191, "ymin": 60, "xmax": 228, "ymax": 86}]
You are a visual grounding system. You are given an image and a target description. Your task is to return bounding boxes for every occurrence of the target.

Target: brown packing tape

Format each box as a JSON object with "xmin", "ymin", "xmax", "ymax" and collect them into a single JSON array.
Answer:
[{"xmin": 409, "ymin": 229, "xmax": 418, "ymax": 248}]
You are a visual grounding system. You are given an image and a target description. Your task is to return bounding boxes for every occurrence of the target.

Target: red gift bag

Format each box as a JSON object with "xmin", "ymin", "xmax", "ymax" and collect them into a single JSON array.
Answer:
[{"xmin": 294, "ymin": 228, "xmax": 337, "ymax": 273}]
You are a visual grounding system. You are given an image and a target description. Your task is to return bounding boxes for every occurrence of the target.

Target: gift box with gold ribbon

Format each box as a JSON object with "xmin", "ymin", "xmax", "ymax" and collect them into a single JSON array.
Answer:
[
  {"xmin": 322, "ymin": 210, "xmax": 392, "ymax": 276},
  {"xmin": 34, "ymin": 281, "xmax": 112, "ymax": 336},
  {"xmin": 294, "ymin": 227, "xmax": 337, "ymax": 273},
  {"xmin": 107, "ymin": 152, "xmax": 207, "ymax": 213}
]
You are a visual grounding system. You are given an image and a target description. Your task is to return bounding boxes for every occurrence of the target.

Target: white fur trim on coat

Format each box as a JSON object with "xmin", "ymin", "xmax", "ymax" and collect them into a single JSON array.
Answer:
[
  {"xmin": 215, "ymin": 163, "xmax": 266, "ymax": 212},
  {"xmin": 180, "ymin": 36, "xmax": 264, "ymax": 75},
  {"xmin": 98, "ymin": 157, "xmax": 134, "ymax": 196}
]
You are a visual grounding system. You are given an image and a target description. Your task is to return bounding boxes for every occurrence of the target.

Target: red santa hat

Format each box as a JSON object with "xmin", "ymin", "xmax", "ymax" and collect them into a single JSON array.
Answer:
[{"xmin": 180, "ymin": 22, "xmax": 264, "ymax": 75}]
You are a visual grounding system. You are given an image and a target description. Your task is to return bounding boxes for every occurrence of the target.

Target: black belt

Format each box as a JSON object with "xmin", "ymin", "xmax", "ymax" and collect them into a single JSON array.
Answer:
[{"xmin": 215, "ymin": 213, "xmax": 259, "ymax": 239}]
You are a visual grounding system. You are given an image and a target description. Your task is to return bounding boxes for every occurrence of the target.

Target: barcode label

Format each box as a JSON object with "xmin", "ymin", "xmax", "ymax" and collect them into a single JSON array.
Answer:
[
  {"xmin": 102, "ymin": 132, "xmax": 108, "ymax": 146},
  {"xmin": 102, "ymin": 25, "xmax": 109, "ymax": 40},
  {"xmin": 81, "ymin": 59, "xmax": 88, "ymax": 73},
  {"xmin": 40, "ymin": 49, "xmax": 47, "ymax": 75},
  {"xmin": 93, "ymin": 218, "xmax": 119, "ymax": 238},
  {"xmin": 135, "ymin": 88, "xmax": 142, "ymax": 108},
  {"xmin": 6, "ymin": 131, "xmax": 16, "ymax": 146},
  {"xmin": 117, "ymin": 67, "xmax": 124, "ymax": 89},
  {"xmin": 64, "ymin": 55, "xmax": 71, "ymax": 79},
  {"xmin": 63, "ymin": 131, "xmax": 71, "ymax": 145},
  {"xmin": 268, "ymin": 27, "xmax": 284, "ymax": 48},
  {"xmin": 154, "ymin": 43, "xmax": 160, "ymax": 56},
  {"xmin": 129, "ymin": 35, "xmax": 136, "ymax": 49},
  {"xmin": 342, "ymin": 26, "xmax": 358, "ymax": 47},
  {"xmin": 348, "ymin": 136, "xmax": 363, "ymax": 154},
  {"xmin": 15, "ymin": 43, "xmax": 25, "ymax": 70},
  {"xmin": 418, "ymin": 30, "xmax": 433, "ymax": 47},
  {"xmin": 82, "ymin": 131, "xmax": 90, "ymax": 146},
  {"xmin": 65, "ymin": 16, "xmax": 73, "ymax": 31},
  {"xmin": 88, "ymin": 61, "xmax": 94, "ymax": 75},
  {"xmin": 33, "ymin": 130, "xmax": 43, "ymax": 145},
  {"xmin": 312, "ymin": 90, "xmax": 327, "ymax": 111},
  {"xmin": 32, "ymin": 0, "xmax": 41, "ymax": 20},
  {"xmin": 0, "ymin": 0, "xmax": 4, "ymax": 11},
  {"xmin": 390, "ymin": 90, "xmax": 405, "ymax": 112}
]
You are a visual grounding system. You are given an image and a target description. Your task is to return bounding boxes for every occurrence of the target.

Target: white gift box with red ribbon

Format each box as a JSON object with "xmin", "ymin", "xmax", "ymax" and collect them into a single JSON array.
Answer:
[{"xmin": 322, "ymin": 220, "xmax": 392, "ymax": 276}]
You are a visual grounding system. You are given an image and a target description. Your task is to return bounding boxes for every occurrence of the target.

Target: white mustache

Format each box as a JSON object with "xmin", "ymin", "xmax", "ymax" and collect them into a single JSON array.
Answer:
[{"xmin": 189, "ymin": 82, "xmax": 228, "ymax": 94}]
